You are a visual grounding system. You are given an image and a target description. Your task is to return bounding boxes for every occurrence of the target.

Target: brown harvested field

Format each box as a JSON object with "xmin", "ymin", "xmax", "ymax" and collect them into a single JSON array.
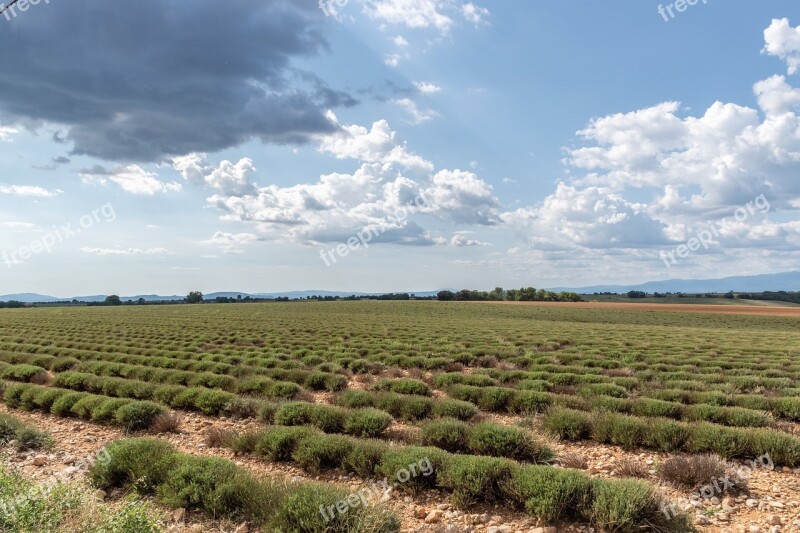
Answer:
[{"xmin": 484, "ymin": 300, "xmax": 800, "ymax": 317}]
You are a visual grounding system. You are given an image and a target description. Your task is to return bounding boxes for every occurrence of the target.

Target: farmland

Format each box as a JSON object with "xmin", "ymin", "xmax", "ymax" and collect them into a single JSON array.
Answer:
[{"xmin": 0, "ymin": 301, "xmax": 799, "ymax": 532}]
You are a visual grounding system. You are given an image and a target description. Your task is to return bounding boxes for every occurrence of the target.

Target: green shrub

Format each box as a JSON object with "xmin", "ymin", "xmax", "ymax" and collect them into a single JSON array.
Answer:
[
  {"xmin": 502, "ymin": 466, "xmax": 593, "ymax": 522},
  {"xmin": 631, "ymin": 398, "xmax": 683, "ymax": 419},
  {"xmin": 91, "ymin": 398, "xmax": 132, "ymax": 422},
  {"xmin": 509, "ymin": 391, "xmax": 552, "ymax": 415},
  {"xmin": 591, "ymin": 413, "xmax": 645, "ymax": 449},
  {"xmin": 266, "ymin": 483, "xmax": 400, "ymax": 533},
  {"xmin": 254, "ymin": 427, "xmax": 314, "ymax": 462},
  {"xmin": 343, "ymin": 440, "xmax": 388, "ymax": 477},
  {"xmin": 542, "ymin": 408, "xmax": 591, "ymax": 440},
  {"xmin": 440, "ymin": 455, "xmax": 514, "ymax": 507},
  {"xmin": 70, "ymin": 396, "xmax": 106, "ymax": 419},
  {"xmin": 230, "ymin": 431, "xmax": 262, "ymax": 455},
  {"xmin": 589, "ymin": 478, "xmax": 688, "ymax": 533},
  {"xmin": 579, "ymin": 383, "xmax": 628, "ymax": 398},
  {"xmin": 194, "ymin": 390, "xmax": 234, "ymax": 415},
  {"xmin": 772, "ymin": 397, "xmax": 800, "ymax": 421},
  {"xmin": 3, "ymin": 383, "xmax": 32, "ymax": 408},
  {"xmin": 420, "ymin": 419, "xmax": 469, "ymax": 453},
  {"xmin": 345, "ymin": 409, "xmax": 393, "ymax": 438},
  {"xmin": 89, "ymin": 438, "xmax": 176, "ymax": 493},
  {"xmin": 468, "ymin": 423, "xmax": 553, "ymax": 463},
  {"xmin": 32, "ymin": 388, "xmax": 64, "ymax": 411},
  {"xmin": 114, "ymin": 401, "xmax": 165, "ymax": 430},
  {"xmin": 687, "ymin": 422, "xmax": 752, "ymax": 459},
  {"xmin": 157, "ymin": 455, "xmax": 243, "ymax": 515},
  {"xmin": 274, "ymin": 402, "xmax": 313, "ymax": 426},
  {"xmin": 433, "ymin": 399, "xmax": 478, "ymax": 420},
  {"xmin": 375, "ymin": 447, "xmax": 445, "ymax": 493},
  {"xmin": 374, "ymin": 378, "xmax": 431, "ymax": 397},
  {"xmin": 257, "ymin": 402, "xmax": 279, "ymax": 424},
  {"xmin": 293, "ymin": 433, "xmax": 354, "ymax": 471},
  {"xmin": 477, "ymin": 387, "xmax": 515, "ymax": 411},
  {"xmin": 1, "ymin": 364, "xmax": 49, "ymax": 383},
  {"xmin": 643, "ymin": 419, "xmax": 690, "ymax": 452},
  {"xmin": 724, "ymin": 407, "xmax": 773, "ymax": 428},
  {"xmin": 337, "ymin": 390, "xmax": 373, "ymax": 409},
  {"xmin": 51, "ymin": 392, "xmax": 88, "ymax": 417}
]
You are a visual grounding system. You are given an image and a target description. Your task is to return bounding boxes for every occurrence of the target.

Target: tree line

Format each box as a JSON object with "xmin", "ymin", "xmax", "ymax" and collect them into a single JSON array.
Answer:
[{"xmin": 436, "ymin": 287, "xmax": 582, "ymax": 302}]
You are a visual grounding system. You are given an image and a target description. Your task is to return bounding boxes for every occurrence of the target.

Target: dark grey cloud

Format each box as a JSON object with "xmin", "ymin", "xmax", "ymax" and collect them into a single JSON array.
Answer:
[{"xmin": 0, "ymin": 0, "xmax": 354, "ymax": 161}]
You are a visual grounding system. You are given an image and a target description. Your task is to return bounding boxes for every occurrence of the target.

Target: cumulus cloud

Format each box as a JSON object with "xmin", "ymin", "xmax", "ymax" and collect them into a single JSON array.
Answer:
[
  {"xmin": 502, "ymin": 184, "xmax": 672, "ymax": 250},
  {"xmin": 173, "ymin": 154, "xmax": 257, "ymax": 195},
  {"xmin": 0, "ymin": 0, "xmax": 354, "ymax": 161},
  {"xmin": 763, "ymin": 18, "xmax": 800, "ymax": 74},
  {"xmin": 206, "ymin": 117, "xmax": 500, "ymax": 247},
  {"xmin": 317, "ymin": 113, "xmax": 434, "ymax": 172}
]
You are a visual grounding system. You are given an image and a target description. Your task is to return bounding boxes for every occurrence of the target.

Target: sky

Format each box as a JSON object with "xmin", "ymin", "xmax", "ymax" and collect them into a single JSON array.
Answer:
[{"xmin": 2, "ymin": 0, "xmax": 800, "ymax": 296}]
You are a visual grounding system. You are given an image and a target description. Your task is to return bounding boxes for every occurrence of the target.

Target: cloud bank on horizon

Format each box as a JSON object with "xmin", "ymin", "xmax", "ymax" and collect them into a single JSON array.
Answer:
[{"xmin": 1, "ymin": 1, "xmax": 800, "ymax": 294}]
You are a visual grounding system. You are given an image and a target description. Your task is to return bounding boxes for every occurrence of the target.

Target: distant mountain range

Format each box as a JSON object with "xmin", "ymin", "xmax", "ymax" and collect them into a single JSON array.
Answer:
[
  {"xmin": 0, "ymin": 290, "xmax": 441, "ymax": 303},
  {"xmin": 2, "ymin": 271, "xmax": 800, "ymax": 303},
  {"xmin": 548, "ymin": 271, "xmax": 800, "ymax": 294}
]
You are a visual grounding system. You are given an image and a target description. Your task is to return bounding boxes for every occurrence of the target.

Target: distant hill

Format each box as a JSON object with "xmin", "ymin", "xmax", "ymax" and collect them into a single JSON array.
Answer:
[
  {"xmin": 0, "ymin": 290, "xmax": 440, "ymax": 303},
  {"xmin": 3, "ymin": 272, "xmax": 799, "ymax": 303},
  {"xmin": 548, "ymin": 271, "xmax": 800, "ymax": 294}
]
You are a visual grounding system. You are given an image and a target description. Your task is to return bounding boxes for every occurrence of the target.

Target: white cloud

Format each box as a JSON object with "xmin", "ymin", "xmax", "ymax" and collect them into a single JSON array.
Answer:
[
  {"xmin": 393, "ymin": 35, "xmax": 409, "ymax": 47},
  {"xmin": 501, "ymin": 184, "xmax": 672, "ymax": 250},
  {"xmin": 461, "ymin": 2, "xmax": 489, "ymax": 24},
  {"xmin": 81, "ymin": 165, "xmax": 182, "ymax": 195},
  {"xmin": 80, "ymin": 247, "xmax": 170, "ymax": 256},
  {"xmin": 317, "ymin": 114, "xmax": 434, "ymax": 173},
  {"xmin": 450, "ymin": 233, "xmax": 490, "ymax": 247},
  {"xmin": 414, "ymin": 81, "xmax": 442, "ymax": 94},
  {"xmin": 0, "ymin": 184, "xmax": 60, "ymax": 197},
  {"xmin": 384, "ymin": 53, "xmax": 402, "ymax": 67},
  {"xmin": 763, "ymin": 18, "xmax": 800, "ymax": 75},
  {"xmin": 393, "ymin": 98, "xmax": 438, "ymax": 124},
  {"xmin": 208, "ymin": 117, "xmax": 500, "ymax": 248},
  {"xmin": 1, "ymin": 221, "xmax": 36, "ymax": 230},
  {"xmin": 202, "ymin": 231, "xmax": 258, "ymax": 254},
  {"xmin": 365, "ymin": 0, "xmax": 453, "ymax": 32},
  {"xmin": 0, "ymin": 126, "xmax": 18, "ymax": 142},
  {"xmin": 172, "ymin": 154, "xmax": 256, "ymax": 195}
]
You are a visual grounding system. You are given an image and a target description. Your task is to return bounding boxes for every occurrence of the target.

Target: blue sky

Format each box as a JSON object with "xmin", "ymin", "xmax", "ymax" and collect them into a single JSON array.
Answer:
[{"xmin": 1, "ymin": 0, "xmax": 800, "ymax": 296}]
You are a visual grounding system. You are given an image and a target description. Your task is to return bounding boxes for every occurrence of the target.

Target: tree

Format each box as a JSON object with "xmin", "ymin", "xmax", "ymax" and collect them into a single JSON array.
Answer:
[
  {"xmin": 186, "ymin": 291, "xmax": 204, "ymax": 304},
  {"xmin": 105, "ymin": 295, "xmax": 122, "ymax": 306},
  {"xmin": 437, "ymin": 290, "xmax": 455, "ymax": 301}
]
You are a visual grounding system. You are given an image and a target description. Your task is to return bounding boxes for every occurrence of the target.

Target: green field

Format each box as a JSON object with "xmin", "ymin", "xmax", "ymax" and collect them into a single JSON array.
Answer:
[{"xmin": 1, "ymin": 301, "xmax": 799, "ymax": 531}]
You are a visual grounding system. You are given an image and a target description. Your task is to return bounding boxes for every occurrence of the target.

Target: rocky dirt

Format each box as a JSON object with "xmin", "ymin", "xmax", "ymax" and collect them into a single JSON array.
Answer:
[{"xmin": 2, "ymin": 404, "xmax": 798, "ymax": 533}]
